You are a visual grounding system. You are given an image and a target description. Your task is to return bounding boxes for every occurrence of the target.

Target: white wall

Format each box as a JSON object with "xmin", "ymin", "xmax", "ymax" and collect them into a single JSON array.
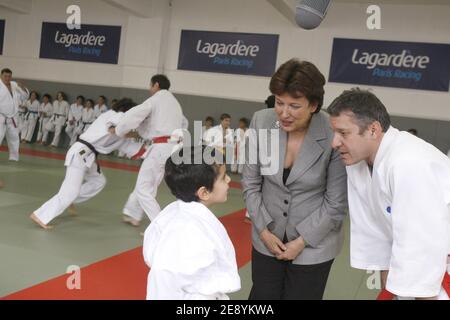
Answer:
[{"xmin": 0, "ymin": 0, "xmax": 449, "ymax": 120}]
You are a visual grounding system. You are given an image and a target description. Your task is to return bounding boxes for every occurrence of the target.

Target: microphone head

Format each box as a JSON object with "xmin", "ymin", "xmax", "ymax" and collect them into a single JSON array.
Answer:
[{"xmin": 295, "ymin": 0, "xmax": 332, "ymax": 30}]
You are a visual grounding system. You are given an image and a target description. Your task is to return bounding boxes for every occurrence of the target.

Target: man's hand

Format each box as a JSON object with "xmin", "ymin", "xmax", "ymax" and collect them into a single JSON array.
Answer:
[
  {"xmin": 260, "ymin": 229, "xmax": 287, "ymax": 256},
  {"xmin": 276, "ymin": 236, "xmax": 306, "ymax": 261},
  {"xmin": 108, "ymin": 127, "xmax": 116, "ymax": 135}
]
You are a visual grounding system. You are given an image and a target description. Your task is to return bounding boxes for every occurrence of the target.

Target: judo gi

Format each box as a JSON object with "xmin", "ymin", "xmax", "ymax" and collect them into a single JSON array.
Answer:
[
  {"xmin": 22, "ymin": 99, "xmax": 40, "ymax": 142},
  {"xmin": 347, "ymin": 127, "xmax": 450, "ymax": 299},
  {"xmin": 34, "ymin": 110, "xmax": 141, "ymax": 226},
  {"xmin": 143, "ymin": 200, "xmax": 241, "ymax": 300},
  {"xmin": 115, "ymin": 89, "xmax": 184, "ymax": 222},
  {"xmin": 37, "ymin": 102, "xmax": 53, "ymax": 142},
  {"xmin": 94, "ymin": 104, "xmax": 108, "ymax": 119},
  {"xmin": 230, "ymin": 128, "xmax": 247, "ymax": 174},
  {"xmin": 0, "ymin": 80, "xmax": 29, "ymax": 161},
  {"xmin": 45, "ymin": 99, "xmax": 69, "ymax": 147},
  {"xmin": 65, "ymin": 103, "xmax": 84, "ymax": 146}
]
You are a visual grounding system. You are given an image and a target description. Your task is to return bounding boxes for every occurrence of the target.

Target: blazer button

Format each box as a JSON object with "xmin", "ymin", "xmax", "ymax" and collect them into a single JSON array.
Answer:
[
  {"xmin": 283, "ymin": 212, "xmax": 288, "ymax": 217},
  {"xmin": 284, "ymin": 200, "xmax": 289, "ymax": 205}
]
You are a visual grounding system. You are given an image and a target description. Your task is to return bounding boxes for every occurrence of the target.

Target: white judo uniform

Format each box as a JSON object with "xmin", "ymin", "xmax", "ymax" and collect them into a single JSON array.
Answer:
[
  {"xmin": 94, "ymin": 104, "xmax": 108, "ymax": 119},
  {"xmin": 0, "ymin": 80, "xmax": 29, "ymax": 161},
  {"xmin": 347, "ymin": 127, "xmax": 450, "ymax": 299},
  {"xmin": 143, "ymin": 200, "xmax": 241, "ymax": 300},
  {"xmin": 74, "ymin": 107, "xmax": 96, "ymax": 137},
  {"xmin": 45, "ymin": 100, "xmax": 69, "ymax": 147},
  {"xmin": 230, "ymin": 128, "xmax": 247, "ymax": 174},
  {"xmin": 65, "ymin": 103, "xmax": 84, "ymax": 146},
  {"xmin": 17, "ymin": 103, "xmax": 27, "ymax": 139},
  {"xmin": 203, "ymin": 125, "xmax": 234, "ymax": 151},
  {"xmin": 34, "ymin": 110, "xmax": 139, "ymax": 226},
  {"xmin": 37, "ymin": 102, "xmax": 53, "ymax": 142},
  {"xmin": 22, "ymin": 99, "xmax": 40, "ymax": 142},
  {"xmin": 115, "ymin": 89, "xmax": 184, "ymax": 222}
]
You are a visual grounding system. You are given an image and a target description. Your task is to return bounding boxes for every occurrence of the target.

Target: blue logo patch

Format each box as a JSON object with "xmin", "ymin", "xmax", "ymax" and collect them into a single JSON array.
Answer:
[{"xmin": 386, "ymin": 206, "xmax": 391, "ymax": 214}]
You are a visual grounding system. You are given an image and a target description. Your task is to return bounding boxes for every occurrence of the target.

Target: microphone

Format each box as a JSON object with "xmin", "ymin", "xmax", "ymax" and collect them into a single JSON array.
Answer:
[{"xmin": 295, "ymin": 0, "xmax": 332, "ymax": 30}]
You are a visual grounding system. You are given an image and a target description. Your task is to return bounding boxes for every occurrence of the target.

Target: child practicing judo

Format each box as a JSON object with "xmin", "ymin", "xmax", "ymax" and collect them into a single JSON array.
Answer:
[
  {"xmin": 30, "ymin": 98, "xmax": 142, "ymax": 229},
  {"xmin": 143, "ymin": 146, "xmax": 241, "ymax": 300}
]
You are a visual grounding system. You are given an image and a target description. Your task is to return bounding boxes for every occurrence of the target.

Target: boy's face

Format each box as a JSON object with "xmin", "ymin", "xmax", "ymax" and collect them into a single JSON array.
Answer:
[{"xmin": 206, "ymin": 165, "xmax": 230, "ymax": 204}]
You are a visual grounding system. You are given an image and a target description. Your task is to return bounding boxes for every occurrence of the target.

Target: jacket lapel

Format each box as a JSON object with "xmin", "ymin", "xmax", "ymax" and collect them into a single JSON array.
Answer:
[{"xmin": 285, "ymin": 113, "xmax": 326, "ymax": 186}]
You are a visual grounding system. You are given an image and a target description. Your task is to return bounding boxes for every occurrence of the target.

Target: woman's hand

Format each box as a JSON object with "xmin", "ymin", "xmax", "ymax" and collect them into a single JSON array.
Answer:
[
  {"xmin": 260, "ymin": 229, "xmax": 287, "ymax": 256},
  {"xmin": 276, "ymin": 236, "xmax": 306, "ymax": 261}
]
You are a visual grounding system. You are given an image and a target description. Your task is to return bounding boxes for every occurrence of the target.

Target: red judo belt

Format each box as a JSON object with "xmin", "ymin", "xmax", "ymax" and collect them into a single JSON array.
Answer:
[
  {"xmin": 152, "ymin": 136, "xmax": 171, "ymax": 144},
  {"xmin": 130, "ymin": 136, "xmax": 171, "ymax": 161}
]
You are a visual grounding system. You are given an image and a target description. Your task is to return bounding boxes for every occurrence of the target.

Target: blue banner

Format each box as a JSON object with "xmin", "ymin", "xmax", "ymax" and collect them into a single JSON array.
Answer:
[
  {"xmin": 178, "ymin": 30, "xmax": 279, "ymax": 77},
  {"xmin": 0, "ymin": 20, "xmax": 5, "ymax": 55},
  {"xmin": 39, "ymin": 22, "xmax": 121, "ymax": 64},
  {"xmin": 329, "ymin": 38, "xmax": 450, "ymax": 92}
]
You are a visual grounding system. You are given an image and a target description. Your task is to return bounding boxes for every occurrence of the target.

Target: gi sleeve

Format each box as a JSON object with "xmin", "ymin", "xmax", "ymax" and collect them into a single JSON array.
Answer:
[
  {"xmin": 115, "ymin": 99, "xmax": 153, "ymax": 138},
  {"xmin": 386, "ymin": 159, "xmax": 449, "ymax": 298}
]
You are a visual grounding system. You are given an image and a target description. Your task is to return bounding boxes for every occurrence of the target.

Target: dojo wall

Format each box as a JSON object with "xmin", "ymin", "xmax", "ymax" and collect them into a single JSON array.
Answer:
[{"xmin": 0, "ymin": 0, "xmax": 449, "ymax": 150}]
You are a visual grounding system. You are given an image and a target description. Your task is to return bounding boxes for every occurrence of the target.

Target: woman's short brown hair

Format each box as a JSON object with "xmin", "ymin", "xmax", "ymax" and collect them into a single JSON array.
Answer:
[{"xmin": 269, "ymin": 58, "xmax": 326, "ymax": 113}]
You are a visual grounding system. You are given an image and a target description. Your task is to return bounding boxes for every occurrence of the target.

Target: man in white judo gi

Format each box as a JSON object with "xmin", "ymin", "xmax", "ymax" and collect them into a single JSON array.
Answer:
[
  {"xmin": 30, "ymin": 98, "xmax": 141, "ymax": 229},
  {"xmin": 143, "ymin": 146, "xmax": 241, "ymax": 300},
  {"xmin": 328, "ymin": 88, "xmax": 450, "ymax": 300},
  {"xmin": 0, "ymin": 68, "xmax": 29, "ymax": 161},
  {"xmin": 110, "ymin": 74, "xmax": 185, "ymax": 226}
]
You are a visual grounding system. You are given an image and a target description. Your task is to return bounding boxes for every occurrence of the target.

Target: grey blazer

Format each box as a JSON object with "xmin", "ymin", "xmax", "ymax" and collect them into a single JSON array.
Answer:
[{"xmin": 242, "ymin": 109, "xmax": 348, "ymax": 265}]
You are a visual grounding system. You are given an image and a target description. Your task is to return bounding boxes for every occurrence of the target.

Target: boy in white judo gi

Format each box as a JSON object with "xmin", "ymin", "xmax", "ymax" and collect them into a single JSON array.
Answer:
[
  {"xmin": 143, "ymin": 146, "xmax": 241, "ymax": 300},
  {"xmin": 65, "ymin": 96, "xmax": 85, "ymax": 146},
  {"xmin": 0, "ymin": 68, "xmax": 29, "ymax": 161},
  {"xmin": 328, "ymin": 88, "xmax": 450, "ymax": 300},
  {"xmin": 30, "ymin": 98, "xmax": 141, "ymax": 230},
  {"xmin": 46, "ymin": 92, "xmax": 69, "ymax": 148},
  {"xmin": 109, "ymin": 74, "xmax": 185, "ymax": 226}
]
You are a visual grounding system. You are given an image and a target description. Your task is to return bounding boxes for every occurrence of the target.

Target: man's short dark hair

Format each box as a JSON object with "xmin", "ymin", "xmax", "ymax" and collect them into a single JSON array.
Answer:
[
  {"xmin": 270, "ymin": 59, "xmax": 326, "ymax": 113},
  {"xmin": 43, "ymin": 93, "xmax": 52, "ymax": 101},
  {"xmin": 112, "ymin": 98, "xmax": 137, "ymax": 113},
  {"xmin": 205, "ymin": 116, "xmax": 214, "ymax": 123},
  {"xmin": 220, "ymin": 113, "xmax": 231, "ymax": 121},
  {"xmin": 165, "ymin": 146, "xmax": 221, "ymax": 202},
  {"xmin": 151, "ymin": 74, "xmax": 171, "ymax": 90},
  {"xmin": 327, "ymin": 88, "xmax": 391, "ymax": 133},
  {"xmin": 1, "ymin": 68, "xmax": 12, "ymax": 75},
  {"xmin": 99, "ymin": 95, "xmax": 106, "ymax": 102}
]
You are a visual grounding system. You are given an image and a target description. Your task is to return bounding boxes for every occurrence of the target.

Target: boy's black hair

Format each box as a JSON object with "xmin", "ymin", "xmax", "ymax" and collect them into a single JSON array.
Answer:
[
  {"xmin": 165, "ymin": 146, "xmax": 221, "ymax": 202},
  {"xmin": 111, "ymin": 98, "xmax": 137, "ymax": 113},
  {"xmin": 1, "ymin": 68, "xmax": 12, "ymax": 75},
  {"xmin": 43, "ymin": 93, "xmax": 52, "ymax": 101}
]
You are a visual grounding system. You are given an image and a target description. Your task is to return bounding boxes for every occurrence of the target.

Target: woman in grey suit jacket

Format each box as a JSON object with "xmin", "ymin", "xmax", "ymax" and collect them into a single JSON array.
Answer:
[{"xmin": 242, "ymin": 59, "xmax": 348, "ymax": 300}]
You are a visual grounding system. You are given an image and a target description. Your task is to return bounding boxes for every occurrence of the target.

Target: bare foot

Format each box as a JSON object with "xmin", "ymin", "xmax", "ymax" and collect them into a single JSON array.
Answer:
[
  {"xmin": 68, "ymin": 204, "xmax": 77, "ymax": 216},
  {"xmin": 0, "ymin": 180, "xmax": 4, "ymax": 189},
  {"xmin": 123, "ymin": 215, "xmax": 140, "ymax": 227},
  {"xmin": 30, "ymin": 213, "xmax": 53, "ymax": 230}
]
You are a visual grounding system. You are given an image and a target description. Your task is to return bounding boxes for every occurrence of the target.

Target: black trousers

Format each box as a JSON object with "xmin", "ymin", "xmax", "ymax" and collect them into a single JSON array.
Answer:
[{"xmin": 249, "ymin": 248, "xmax": 334, "ymax": 300}]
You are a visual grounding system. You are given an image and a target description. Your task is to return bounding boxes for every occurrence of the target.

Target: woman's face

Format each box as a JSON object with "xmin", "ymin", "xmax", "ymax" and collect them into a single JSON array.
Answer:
[
  {"xmin": 86, "ymin": 101, "xmax": 93, "ymax": 109},
  {"xmin": 43, "ymin": 96, "xmax": 49, "ymax": 104},
  {"xmin": 274, "ymin": 93, "xmax": 317, "ymax": 133},
  {"xmin": 57, "ymin": 93, "xmax": 63, "ymax": 101},
  {"xmin": 30, "ymin": 92, "xmax": 37, "ymax": 101},
  {"xmin": 77, "ymin": 98, "xmax": 83, "ymax": 105}
]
